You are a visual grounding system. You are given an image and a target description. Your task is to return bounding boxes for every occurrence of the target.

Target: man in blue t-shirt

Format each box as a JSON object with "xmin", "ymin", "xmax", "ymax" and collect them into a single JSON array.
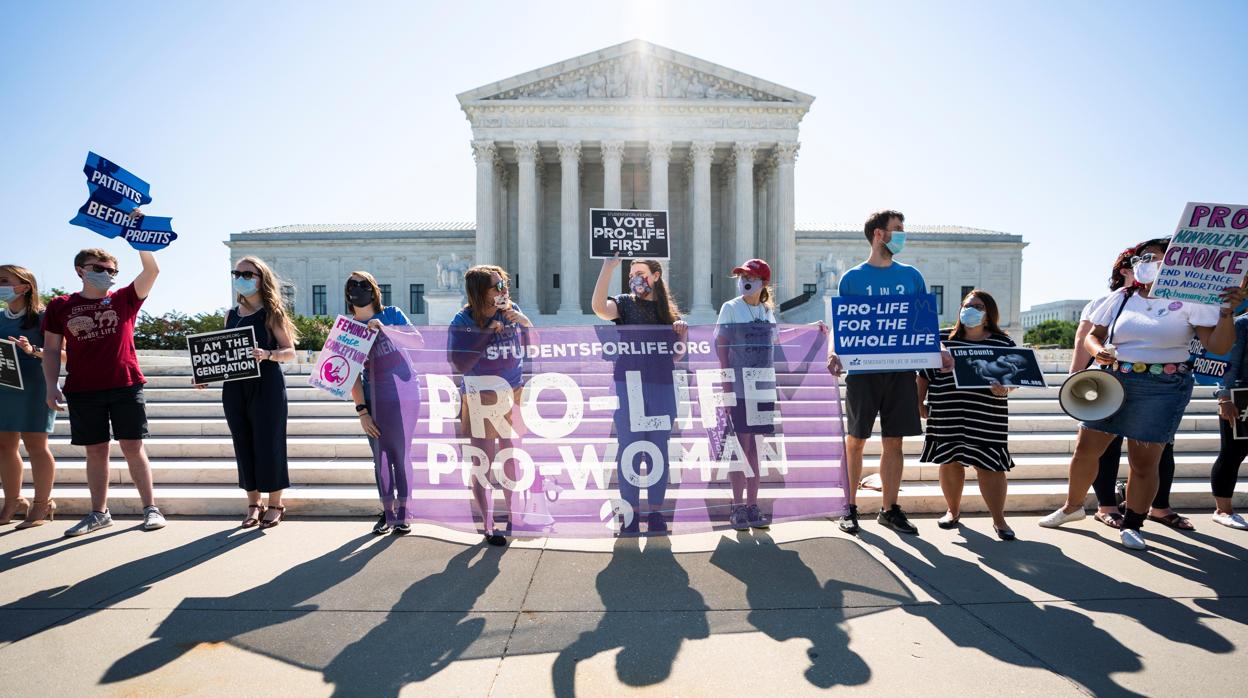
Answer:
[{"xmin": 827, "ymin": 209, "xmax": 950, "ymax": 535}]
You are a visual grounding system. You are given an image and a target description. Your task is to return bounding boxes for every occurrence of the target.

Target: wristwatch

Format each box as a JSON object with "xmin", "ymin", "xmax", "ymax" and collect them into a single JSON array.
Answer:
[{"xmin": 355, "ymin": 404, "xmax": 368, "ymax": 413}]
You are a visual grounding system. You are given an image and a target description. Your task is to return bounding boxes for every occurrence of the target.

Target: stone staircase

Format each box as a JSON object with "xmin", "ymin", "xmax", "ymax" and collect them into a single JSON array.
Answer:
[{"xmin": 19, "ymin": 355, "xmax": 1246, "ymax": 518}]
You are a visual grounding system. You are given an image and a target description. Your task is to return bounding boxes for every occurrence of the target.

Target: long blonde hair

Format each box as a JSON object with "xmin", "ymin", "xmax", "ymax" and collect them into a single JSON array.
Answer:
[
  {"xmin": 236, "ymin": 256, "xmax": 298, "ymax": 345},
  {"xmin": 0, "ymin": 264, "xmax": 43, "ymax": 330},
  {"xmin": 463, "ymin": 265, "xmax": 509, "ymax": 327}
]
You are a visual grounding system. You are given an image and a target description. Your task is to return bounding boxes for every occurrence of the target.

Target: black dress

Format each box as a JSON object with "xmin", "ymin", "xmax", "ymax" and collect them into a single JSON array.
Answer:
[{"xmin": 223, "ymin": 307, "xmax": 290, "ymax": 492}]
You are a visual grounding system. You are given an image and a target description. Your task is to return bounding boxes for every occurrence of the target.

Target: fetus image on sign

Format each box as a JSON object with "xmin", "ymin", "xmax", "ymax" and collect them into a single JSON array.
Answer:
[
  {"xmin": 320, "ymin": 355, "xmax": 350, "ymax": 386},
  {"xmin": 969, "ymin": 353, "xmax": 1027, "ymax": 386}
]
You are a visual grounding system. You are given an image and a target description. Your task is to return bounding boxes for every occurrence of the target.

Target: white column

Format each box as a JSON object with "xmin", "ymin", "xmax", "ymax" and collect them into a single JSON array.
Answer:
[
  {"xmin": 602, "ymin": 140, "xmax": 625, "ymax": 292},
  {"xmin": 719, "ymin": 160, "xmax": 735, "ymax": 304},
  {"xmin": 556, "ymin": 140, "xmax": 582, "ymax": 316},
  {"xmin": 733, "ymin": 142, "xmax": 756, "ymax": 265},
  {"xmin": 647, "ymin": 140, "xmax": 671, "ymax": 210},
  {"xmin": 515, "ymin": 140, "xmax": 540, "ymax": 309},
  {"xmin": 690, "ymin": 140, "xmax": 715, "ymax": 319},
  {"xmin": 472, "ymin": 140, "xmax": 497, "ymax": 266},
  {"xmin": 774, "ymin": 142, "xmax": 799, "ymax": 301},
  {"xmin": 766, "ymin": 157, "xmax": 779, "ymax": 277},
  {"xmin": 755, "ymin": 162, "xmax": 769, "ymax": 265},
  {"xmin": 494, "ymin": 160, "xmax": 509, "ymax": 266}
]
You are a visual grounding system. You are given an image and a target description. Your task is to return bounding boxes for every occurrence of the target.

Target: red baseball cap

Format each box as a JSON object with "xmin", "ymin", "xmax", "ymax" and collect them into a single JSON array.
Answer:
[{"xmin": 731, "ymin": 259, "xmax": 771, "ymax": 284}]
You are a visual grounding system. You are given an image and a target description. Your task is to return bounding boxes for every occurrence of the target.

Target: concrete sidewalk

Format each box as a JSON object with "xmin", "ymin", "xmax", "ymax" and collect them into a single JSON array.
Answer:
[{"xmin": 0, "ymin": 513, "xmax": 1244, "ymax": 696}]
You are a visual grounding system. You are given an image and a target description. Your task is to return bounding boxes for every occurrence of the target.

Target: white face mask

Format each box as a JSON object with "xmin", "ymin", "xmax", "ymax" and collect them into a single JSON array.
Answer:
[
  {"xmin": 1133, "ymin": 261, "xmax": 1161, "ymax": 285},
  {"xmin": 737, "ymin": 276, "xmax": 763, "ymax": 298}
]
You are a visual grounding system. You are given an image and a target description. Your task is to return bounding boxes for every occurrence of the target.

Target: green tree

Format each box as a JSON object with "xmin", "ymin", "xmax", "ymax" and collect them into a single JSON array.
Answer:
[
  {"xmin": 1024, "ymin": 319, "xmax": 1078, "ymax": 348},
  {"xmin": 39, "ymin": 287, "xmax": 69, "ymax": 304},
  {"xmin": 292, "ymin": 314, "xmax": 334, "ymax": 351},
  {"xmin": 134, "ymin": 310, "xmax": 227, "ymax": 349}
]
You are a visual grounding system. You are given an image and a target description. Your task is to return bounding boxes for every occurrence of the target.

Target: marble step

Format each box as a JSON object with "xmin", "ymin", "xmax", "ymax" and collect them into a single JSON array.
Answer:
[
  {"xmin": 17, "ymin": 479, "xmax": 1245, "ymax": 518},
  {"xmin": 32, "ymin": 431, "xmax": 1226, "ymax": 460},
  {"xmin": 43, "ymin": 412, "xmax": 1227, "ymax": 439},
  {"xmin": 26, "ymin": 453, "xmax": 1225, "ymax": 487}
]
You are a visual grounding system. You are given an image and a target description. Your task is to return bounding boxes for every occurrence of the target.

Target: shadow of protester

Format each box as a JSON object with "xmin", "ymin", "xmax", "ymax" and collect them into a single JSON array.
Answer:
[
  {"xmin": 1115, "ymin": 528, "xmax": 1248, "ymax": 626},
  {"xmin": 101, "ymin": 534, "xmax": 397, "ymax": 685},
  {"xmin": 958, "ymin": 527, "xmax": 1235, "ymax": 655},
  {"xmin": 1, "ymin": 528, "xmax": 258, "ymax": 646},
  {"xmin": 318, "ymin": 544, "xmax": 504, "ymax": 696},
  {"xmin": 709, "ymin": 531, "xmax": 914, "ymax": 688},
  {"xmin": 861, "ymin": 530, "xmax": 1148, "ymax": 698},
  {"xmin": 551, "ymin": 536, "xmax": 710, "ymax": 698}
]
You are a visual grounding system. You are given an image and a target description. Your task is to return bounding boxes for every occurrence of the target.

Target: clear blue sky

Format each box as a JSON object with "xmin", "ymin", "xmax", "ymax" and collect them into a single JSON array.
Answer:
[{"xmin": 2, "ymin": 0, "xmax": 1245, "ymax": 315}]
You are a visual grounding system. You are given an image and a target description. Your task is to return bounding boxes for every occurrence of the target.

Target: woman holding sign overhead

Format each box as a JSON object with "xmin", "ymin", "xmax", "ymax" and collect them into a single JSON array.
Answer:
[
  {"xmin": 917, "ymin": 289, "xmax": 1017, "ymax": 540},
  {"xmin": 0, "ymin": 265, "xmax": 58, "ymax": 528},
  {"xmin": 221, "ymin": 257, "xmax": 297, "ymax": 529},
  {"xmin": 1040, "ymin": 238, "xmax": 1246, "ymax": 550}
]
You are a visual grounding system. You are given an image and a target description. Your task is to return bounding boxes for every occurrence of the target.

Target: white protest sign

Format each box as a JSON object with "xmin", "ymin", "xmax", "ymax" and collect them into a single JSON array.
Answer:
[
  {"xmin": 309, "ymin": 315, "xmax": 379, "ymax": 400},
  {"xmin": 1153, "ymin": 202, "xmax": 1248, "ymax": 306}
]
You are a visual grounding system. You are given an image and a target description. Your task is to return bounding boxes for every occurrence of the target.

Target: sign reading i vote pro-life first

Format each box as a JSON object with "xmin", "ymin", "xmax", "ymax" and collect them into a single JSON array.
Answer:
[
  {"xmin": 832, "ymin": 294, "xmax": 942, "ymax": 370},
  {"xmin": 590, "ymin": 209, "xmax": 669, "ymax": 259},
  {"xmin": 309, "ymin": 315, "xmax": 379, "ymax": 400},
  {"xmin": 0, "ymin": 339, "xmax": 23, "ymax": 391},
  {"xmin": 1152, "ymin": 202, "xmax": 1248, "ymax": 307},
  {"xmin": 69, "ymin": 152, "xmax": 178, "ymax": 252},
  {"xmin": 186, "ymin": 327, "xmax": 260, "ymax": 385}
]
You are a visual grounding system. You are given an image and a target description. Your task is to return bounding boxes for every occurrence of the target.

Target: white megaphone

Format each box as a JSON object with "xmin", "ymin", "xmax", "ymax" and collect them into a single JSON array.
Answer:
[{"xmin": 1059, "ymin": 369, "xmax": 1125, "ymax": 421}]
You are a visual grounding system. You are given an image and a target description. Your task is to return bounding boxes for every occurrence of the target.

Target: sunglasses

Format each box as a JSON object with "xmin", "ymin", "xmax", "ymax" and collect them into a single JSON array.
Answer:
[
  {"xmin": 1130, "ymin": 253, "xmax": 1158, "ymax": 266},
  {"xmin": 81, "ymin": 263, "xmax": 119, "ymax": 276},
  {"xmin": 231, "ymin": 270, "xmax": 258, "ymax": 280},
  {"xmin": 346, "ymin": 279, "xmax": 372, "ymax": 289},
  {"xmin": 493, "ymin": 281, "xmax": 508, "ymax": 292}
]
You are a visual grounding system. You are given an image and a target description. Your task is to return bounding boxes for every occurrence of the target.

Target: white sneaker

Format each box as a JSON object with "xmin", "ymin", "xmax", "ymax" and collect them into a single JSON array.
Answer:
[
  {"xmin": 1038, "ymin": 507, "xmax": 1086, "ymax": 529},
  {"xmin": 65, "ymin": 509, "xmax": 112, "ymax": 537},
  {"xmin": 1120, "ymin": 528, "xmax": 1147, "ymax": 550},
  {"xmin": 1212, "ymin": 512, "xmax": 1248, "ymax": 530},
  {"xmin": 142, "ymin": 505, "xmax": 167, "ymax": 531}
]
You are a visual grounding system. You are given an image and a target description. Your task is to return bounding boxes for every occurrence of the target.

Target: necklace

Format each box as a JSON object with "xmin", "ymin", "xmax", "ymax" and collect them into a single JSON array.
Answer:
[
  {"xmin": 2, "ymin": 305, "xmax": 23, "ymax": 320},
  {"xmin": 745, "ymin": 300, "xmax": 766, "ymax": 322}
]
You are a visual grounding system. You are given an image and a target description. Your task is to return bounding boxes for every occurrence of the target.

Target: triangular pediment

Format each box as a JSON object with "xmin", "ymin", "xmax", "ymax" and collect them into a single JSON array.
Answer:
[{"xmin": 457, "ymin": 39, "xmax": 813, "ymax": 106}]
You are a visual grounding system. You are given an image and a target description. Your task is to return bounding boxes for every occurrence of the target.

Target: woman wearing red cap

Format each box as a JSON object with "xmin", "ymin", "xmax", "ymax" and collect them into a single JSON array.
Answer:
[{"xmin": 713, "ymin": 259, "xmax": 778, "ymax": 529}]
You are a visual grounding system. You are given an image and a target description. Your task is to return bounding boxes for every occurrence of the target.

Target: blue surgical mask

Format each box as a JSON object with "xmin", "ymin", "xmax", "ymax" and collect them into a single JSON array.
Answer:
[
  {"xmin": 959, "ymin": 306, "xmax": 985, "ymax": 327},
  {"xmin": 0, "ymin": 286, "xmax": 16, "ymax": 303},
  {"xmin": 629, "ymin": 274, "xmax": 652, "ymax": 297},
  {"xmin": 83, "ymin": 270, "xmax": 116, "ymax": 291},
  {"xmin": 232, "ymin": 277, "xmax": 258, "ymax": 297},
  {"xmin": 885, "ymin": 231, "xmax": 906, "ymax": 256}
]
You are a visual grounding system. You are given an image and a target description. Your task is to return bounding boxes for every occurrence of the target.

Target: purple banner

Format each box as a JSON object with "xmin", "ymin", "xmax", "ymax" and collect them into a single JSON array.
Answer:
[{"xmin": 368, "ymin": 323, "xmax": 847, "ymax": 537}]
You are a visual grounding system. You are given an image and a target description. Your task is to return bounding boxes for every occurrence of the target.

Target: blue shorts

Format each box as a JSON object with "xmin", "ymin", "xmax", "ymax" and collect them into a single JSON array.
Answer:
[{"xmin": 1080, "ymin": 369, "xmax": 1193, "ymax": 444}]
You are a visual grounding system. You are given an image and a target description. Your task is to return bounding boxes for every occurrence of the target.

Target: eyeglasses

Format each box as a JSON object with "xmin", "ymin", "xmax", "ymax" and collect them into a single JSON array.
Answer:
[
  {"xmin": 1130, "ymin": 253, "xmax": 1158, "ymax": 266},
  {"xmin": 231, "ymin": 270, "xmax": 258, "ymax": 280},
  {"xmin": 493, "ymin": 281, "xmax": 508, "ymax": 292},
  {"xmin": 81, "ymin": 263, "xmax": 119, "ymax": 276}
]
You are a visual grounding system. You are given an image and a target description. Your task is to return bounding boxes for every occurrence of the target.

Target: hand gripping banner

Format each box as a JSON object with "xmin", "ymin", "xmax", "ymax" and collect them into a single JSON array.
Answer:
[
  {"xmin": 69, "ymin": 152, "xmax": 178, "ymax": 251},
  {"xmin": 368, "ymin": 323, "xmax": 848, "ymax": 537}
]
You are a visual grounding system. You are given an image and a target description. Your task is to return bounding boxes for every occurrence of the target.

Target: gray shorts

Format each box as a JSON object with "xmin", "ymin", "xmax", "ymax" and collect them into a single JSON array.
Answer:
[{"xmin": 845, "ymin": 372, "xmax": 922, "ymax": 439}]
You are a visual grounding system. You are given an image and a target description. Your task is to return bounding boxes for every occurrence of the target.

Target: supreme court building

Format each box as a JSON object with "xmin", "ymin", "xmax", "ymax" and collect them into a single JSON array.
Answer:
[{"xmin": 226, "ymin": 40, "xmax": 1027, "ymax": 329}]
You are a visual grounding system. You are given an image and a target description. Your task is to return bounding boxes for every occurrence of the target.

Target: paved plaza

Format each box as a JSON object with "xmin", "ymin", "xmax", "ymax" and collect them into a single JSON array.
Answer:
[{"xmin": 1, "ymin": 513, "xmax": 1244, "ymax": 696}]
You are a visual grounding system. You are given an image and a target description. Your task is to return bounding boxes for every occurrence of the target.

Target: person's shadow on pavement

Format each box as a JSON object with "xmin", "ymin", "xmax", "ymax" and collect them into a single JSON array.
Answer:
[
  {"xmin": 551, "ymin": 536, "xmax": 709, "ymax": 698},
  {"xmin": 861, "ymin": 530, "xmax": 1148, "ymax": 698},
  {"xmin": 710, "ymin": 531, "xmax": 911, "ymax": 689}
]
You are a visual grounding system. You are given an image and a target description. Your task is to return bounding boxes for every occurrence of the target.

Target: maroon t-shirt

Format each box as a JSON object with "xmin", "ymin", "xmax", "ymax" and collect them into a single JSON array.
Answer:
[{"xmin": 42, "ymin": 284, "xmax": 146, "ymax": 393}]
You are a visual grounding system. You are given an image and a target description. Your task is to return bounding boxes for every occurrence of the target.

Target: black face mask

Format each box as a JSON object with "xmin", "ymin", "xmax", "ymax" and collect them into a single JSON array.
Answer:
[{"xmin": 348, "ymin": 288, "xmax": 375, "ymax": 308}]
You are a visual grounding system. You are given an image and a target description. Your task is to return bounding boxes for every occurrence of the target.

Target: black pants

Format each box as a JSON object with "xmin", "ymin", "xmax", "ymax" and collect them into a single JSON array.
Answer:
[
  {"xmin": 1092, "ymin": 436, "xmax": 1175, "ymax": 509},
  {"xmin": 1211, "ymin": 418, "xmax": 1248, "ymax": 499}
]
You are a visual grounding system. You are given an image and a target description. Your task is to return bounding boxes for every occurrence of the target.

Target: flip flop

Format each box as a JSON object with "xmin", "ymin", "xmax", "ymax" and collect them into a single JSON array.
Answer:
[{"xmin": 1148, "ymin": 513, "xmax": 1195, "ymax": 531}]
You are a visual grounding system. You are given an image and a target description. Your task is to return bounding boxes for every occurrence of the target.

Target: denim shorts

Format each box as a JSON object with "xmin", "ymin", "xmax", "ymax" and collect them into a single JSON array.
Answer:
[{"xmin": 1080, "ymin": 369, "xmax": 1193, "ymax": 444}]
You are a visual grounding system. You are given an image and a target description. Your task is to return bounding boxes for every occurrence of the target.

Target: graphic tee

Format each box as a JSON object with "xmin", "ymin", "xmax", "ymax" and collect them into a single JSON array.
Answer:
[{"xmin": 42, "ymin": 283, "xmax": 146, "ymax": 393}]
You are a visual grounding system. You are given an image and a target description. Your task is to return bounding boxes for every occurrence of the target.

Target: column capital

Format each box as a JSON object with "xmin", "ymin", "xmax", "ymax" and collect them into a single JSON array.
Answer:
[
  {"xmin": 601, "ymin": 140, "xmax": 626, "ymax": 162},
  {"xmin": 774, "ymin": 141, "xmax": 800, "ymax": 164},
  {"xmin": 733, "ymin": 141, "xmax": 758, "ymax": 165},
  {"xmin": 721, "ymin": 157, "xmax": 736, "ymax": 182},
  {"xmin": 471, "ymin": 139, "xmax": 496, "ymax": 163},
  {"xmin": 557, "ymin": 140, "xmax": 581, "ymax": 163},
  {"xmin": 690, "ymin": 140, "xmax": 716, "ymax": 164},
  {"xmin": 514, "ymin": 140, "xmax": 540, "ymax": 163},
  {"xmin": 647, "ymin": 140, "xmax": 672, "ymax": 164}
]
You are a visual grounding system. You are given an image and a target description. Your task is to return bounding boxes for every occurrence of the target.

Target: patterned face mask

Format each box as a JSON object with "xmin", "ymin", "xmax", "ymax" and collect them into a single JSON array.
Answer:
[{"xmin": 629, "ymin": 274, "xmax": 651, "ymax": 297}]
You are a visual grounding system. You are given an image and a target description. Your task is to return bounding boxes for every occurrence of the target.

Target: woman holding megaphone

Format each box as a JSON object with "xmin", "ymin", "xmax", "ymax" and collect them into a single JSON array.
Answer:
[{"xmin": 1041, "ymin": 237, "xmax": 1245, "ymax": 550}]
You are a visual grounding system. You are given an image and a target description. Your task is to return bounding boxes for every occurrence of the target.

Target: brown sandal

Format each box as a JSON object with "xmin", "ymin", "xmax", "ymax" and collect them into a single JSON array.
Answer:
[
  {"xmin": 241, "ymin": 504, "xmax": 265, "ymax": 528},
  {"xmin": 258, "ymin": 505, "xmax": 286, "ymax": 529},
  {"xmin": 1148, "ymin": 512, "xmax": 1195, "ymax": 531},
  {"xmin": 1094, "ymin": 511, "xmax": 1124, "ymax": 529}
]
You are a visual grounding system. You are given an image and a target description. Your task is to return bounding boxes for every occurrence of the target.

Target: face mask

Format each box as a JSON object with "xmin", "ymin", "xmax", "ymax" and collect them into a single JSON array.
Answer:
[
  {"xmin": 737, "ymin": 277, "xmax": 762, "ymax": 298},
  {"xmin": 232, "ymin": 278, "xmax": 258, "ymax": 297},
  {"xmin": 630, "ymin": 274, "xmax": 652, "ymax": 297},
  {"xmin": 82, "ymin": 270, "xmax": 116, "ymax": 291},
  {"xmin": 959, "ymin": 306, "xmax": 985, "ymax": 327},
  {"xmin": 0, "ymin": 286, "xmax": 16, "ymax": 303},
  {"xmin": 1133, "ymin": 261, "xmax": 1161, "ymax": 285},
  {"xmin": 493, "ymin": 293, "xmax": 510, "ymax": 309},
  {"xmin": 347, "ymin": 288, "xmax": 375, "ymax": 308},
  {"xmin": 884, "ymin": 231, "xmax": 906, "ymax": 256}
]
